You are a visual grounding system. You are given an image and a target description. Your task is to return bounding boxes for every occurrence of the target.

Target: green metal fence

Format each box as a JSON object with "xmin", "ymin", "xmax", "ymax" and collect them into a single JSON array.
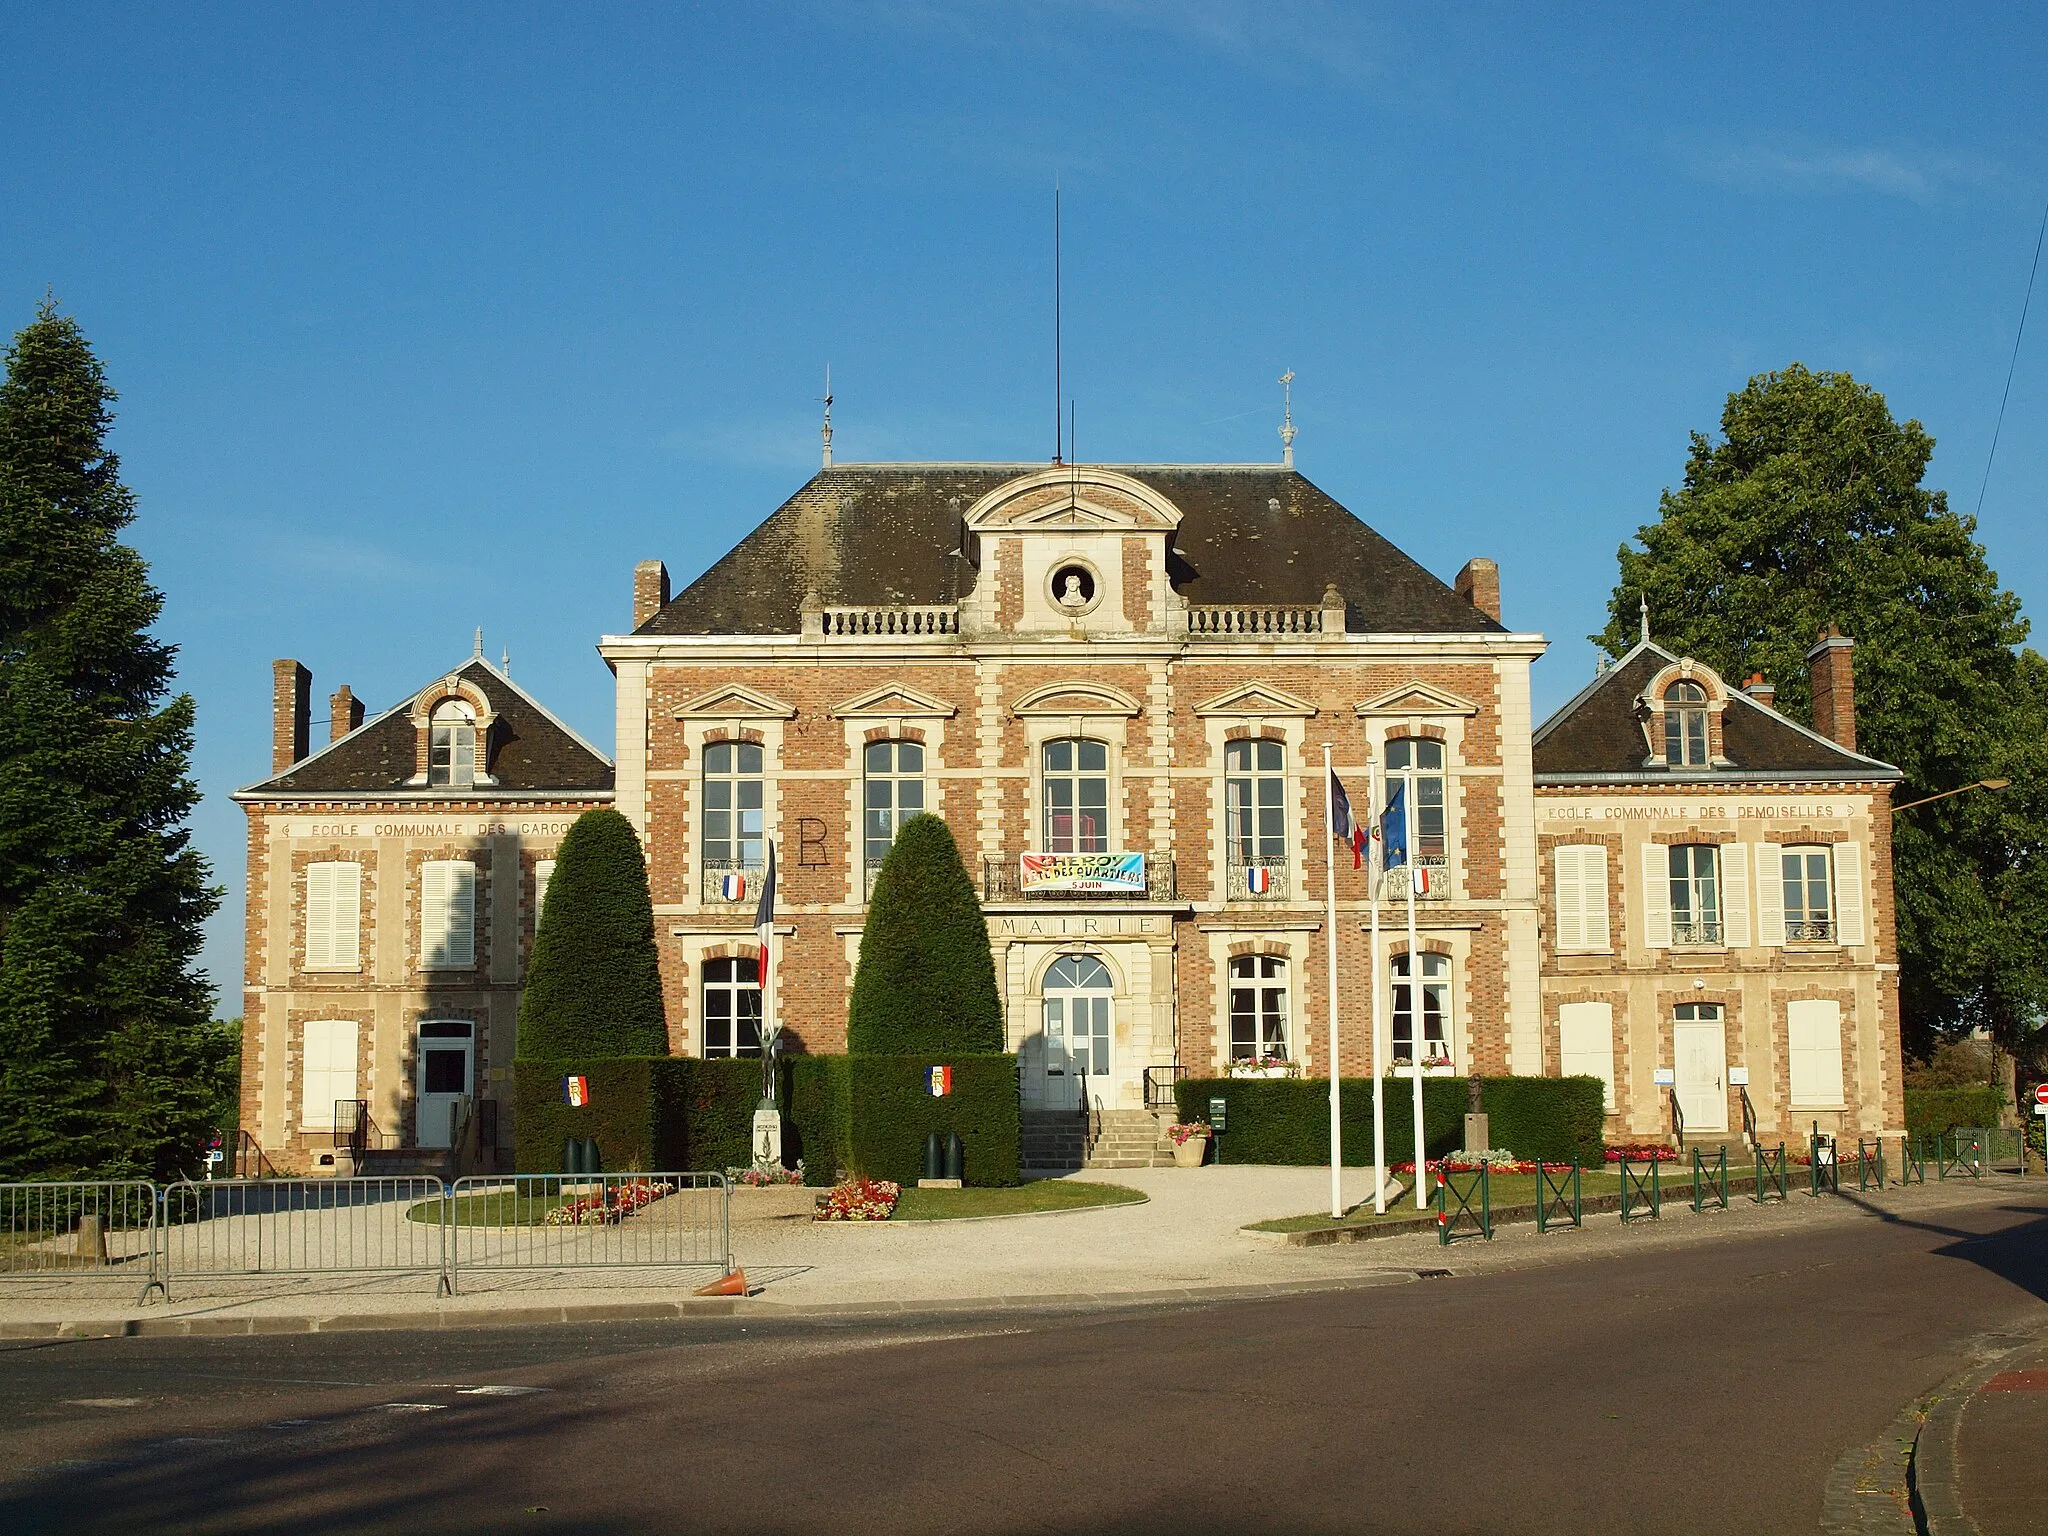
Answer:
[
  {"xmin": 1533, "ymin": 1160, "xmax": 1581, "ymax": 1234},
  {"xmin": 1935, "ymin": 1129, "xmax": 1983, "ymax": 1180},
  {"xmin": 1899, "ymin": 1136, "xmax": 1926, "ymax": 1185},
  {"xmin": 1850, "ymin": 1136, "xmax": 1887, "ymax": 1191},
  {"xmin": 1691, "ymin": 1146, "xmax": 1729, "ymax": 1212},
  {"xmin": 1619, "ymin": 1158, "xmax": 1660, "ymax": 1223},
  {"xmin": 1754, "ymin": 1142, "xmax": 1788, "ymax": 1203},
  {"xmin": 1435, "ymin": 1165, "xmax": 1492, "ymax": 1246},
  {"xmin": 1808, "ymin": 1133, "xmax": 1840, "ymax": 1196}
]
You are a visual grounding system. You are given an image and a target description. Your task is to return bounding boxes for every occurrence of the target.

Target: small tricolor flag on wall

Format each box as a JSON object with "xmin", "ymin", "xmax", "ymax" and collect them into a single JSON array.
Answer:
[
  {"xmin": 564, "ymin": 1075, "xmax": 591, "ymax": 1107},
  {"xmin": 720, "ymin": 871, "xmax": 748, "ymax": 902},
  {"xmin": 928, "ymin": 1066, "xmax": 953, "ymax": 1097},
  {"xmin": 1245, "ymin": 866, "xmax": 1275, "ymax": 895}
]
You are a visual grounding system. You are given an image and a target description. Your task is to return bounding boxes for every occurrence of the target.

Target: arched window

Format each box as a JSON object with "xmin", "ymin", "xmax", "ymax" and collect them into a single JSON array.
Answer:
[
  {"xmin": 1668, "ymin": 844, "xmax": 1722, "ymax": 944},
  {"xmin": 863, "ymin": 740, "xmax": 925, "ymax": 884},
  {"xmin": 1384, "ymin": 738, "xmax": 1447, "ymax": 865},
  {"xmin": 1043, "ymin": 954, "xmax": 1112, "ymax": 1079},
  {"xmin": 1391, "ymin": 951, "xmax": 1452, "ymax": 1067},
  {"xmin": 1228, "ymin": 955, "xmax": 1290, "ymax": 1063},
  {"xmin": 1042, "ymin": 739, "xmax": 1109, "ymax": 853},
  {"xmin": 1664, "ymin": 680, "xmax": 1709, "ymax": 767},
  {"xmin": 1224, "ymin": 739, "xmax": 1286, "ymax": 873},
  {"xmin": 429, "ymin": 700, "xmax": 477, "ymax": 788},
  {"xmin": 702, "ymin": 957, "xmax": 762, "ymax": 1058}
]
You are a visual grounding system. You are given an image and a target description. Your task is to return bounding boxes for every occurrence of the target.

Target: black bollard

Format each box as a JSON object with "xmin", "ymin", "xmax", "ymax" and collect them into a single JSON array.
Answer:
[
  {"xmin": 944, "ymin": 1131, "xmax": 964, "ymax": 1182},
  {"xmin": 923, "ymin": 1131, "xmax": 944, "ymax": 1182}
]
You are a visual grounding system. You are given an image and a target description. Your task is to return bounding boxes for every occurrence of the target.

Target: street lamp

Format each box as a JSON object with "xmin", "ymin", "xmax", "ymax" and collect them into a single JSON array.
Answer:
[{"xmin": 1890, "ymin": 778, "xmax": 2012, "ymax": 815}]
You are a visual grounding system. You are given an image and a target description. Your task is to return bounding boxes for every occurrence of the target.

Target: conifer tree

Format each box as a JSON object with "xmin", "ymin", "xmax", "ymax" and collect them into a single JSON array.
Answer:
[
  {"xmin": 848, "ymin": 813, "xmax": 1003, "ymax": 1054},
  {"xmin": 515, "ymin": 808, "xmax": 668, "ymax": 1058},
  {"xmin": 0, "ymin": 300, "xmax": 222, "ymax": 1180},
  {"xmin": 1599, "ymin": 364, "xmax": 2047, "ymax": 1065}
]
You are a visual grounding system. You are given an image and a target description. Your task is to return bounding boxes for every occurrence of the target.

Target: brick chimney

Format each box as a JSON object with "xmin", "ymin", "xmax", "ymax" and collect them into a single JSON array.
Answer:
[
  {"xmin": 1805, "ymin": 626, "xmax": 1856, "ymax": 752},
  {"xmin": 633, "ymin": 560, "xmax": 671, "ymax": 629},
  {"xmin": 272, "ymin": 660, "xmax": 311, "ymax": 772},
  {"xmin": 1454, "ymin": 558, "xmax": 1501, "ymax": 623},
  {"xmin": 329, "ymin": 683, "xmax": 364, "ymax": 742},
  {"xmin": 1743, "ymin": 672, "xmax": 1776, "ymax": 709}
]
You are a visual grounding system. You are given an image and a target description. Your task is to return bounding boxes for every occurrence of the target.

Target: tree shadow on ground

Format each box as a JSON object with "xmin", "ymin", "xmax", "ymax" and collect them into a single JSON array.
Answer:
[{"xmin": 1834, "ymin": 1187, "xmax": 2048, "ymax": 1306}]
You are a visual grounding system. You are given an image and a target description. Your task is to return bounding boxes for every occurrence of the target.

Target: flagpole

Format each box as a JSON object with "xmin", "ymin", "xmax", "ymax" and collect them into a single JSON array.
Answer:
[
  {"xmin": 1405, "ymin": 777, "xmax": 1425, "ymax": 1209},
  {"xmin": 1369, "ymin": 753, "xmax": 1386, "ymax": 1214},
  {"xmin": 1321, "ymin": 744, "xmax": 1343, "ymax": 1220}
]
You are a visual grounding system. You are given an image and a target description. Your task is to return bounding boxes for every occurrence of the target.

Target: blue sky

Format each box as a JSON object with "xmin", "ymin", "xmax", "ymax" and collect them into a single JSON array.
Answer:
[{"xmin": 3, "ymin": 4, "xmax": 2043, "ymax": 1002}]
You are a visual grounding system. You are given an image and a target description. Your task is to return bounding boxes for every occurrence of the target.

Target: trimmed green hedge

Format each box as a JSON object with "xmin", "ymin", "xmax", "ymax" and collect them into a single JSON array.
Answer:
[
  {"xmin": 847, "ymin": 815, "xmax": 1004, "ymax": 1055},
  {"xmin": 843, "ymin": 1055, "xmax": 1020, "ymax": 1187},
  {"xmin": 1904, "ymin": 1086, "xmax": 2007, "ymax": 1136},
  {"xmin": 1174, "ymin": 1076, "xmax": 1606, "ymax": 1166},
  {"xmin": 784, "ymin": 1057, "xmax": 852, "ymax": 1186},
  {"xmin": 514, "ymin": 1058, "xmax": 758, "ymax": 1173},
  {"xmin": 516, "ymin": 809, "xmax": 668, "ymax": 1060}
]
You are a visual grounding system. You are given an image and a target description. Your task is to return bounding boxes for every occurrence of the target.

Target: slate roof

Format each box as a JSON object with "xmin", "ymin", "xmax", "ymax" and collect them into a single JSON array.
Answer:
[
  {"xmin": 1532, "ymin": 641, "xmax": 1902, "ymax": 782},
  {"xmin": 237, "ymin": 658, "xmax": 614, "ymax": 797},
  {"xmin": 639, "ymin": 465, "xmax": 1506, "ymax": 636}
]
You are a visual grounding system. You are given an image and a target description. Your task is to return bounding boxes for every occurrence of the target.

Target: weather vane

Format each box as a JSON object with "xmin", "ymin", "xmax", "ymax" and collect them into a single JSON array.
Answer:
[
  {"xmin": 1279, "ymin": 370, "xmax": 1297, "ymax": 469},
  {"xmin": 819, "ymin": 364, "xmax": 834, "ymax": 469}
]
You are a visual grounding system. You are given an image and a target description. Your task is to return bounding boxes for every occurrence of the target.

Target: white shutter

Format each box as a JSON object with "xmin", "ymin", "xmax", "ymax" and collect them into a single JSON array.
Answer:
[
  {"xmin": 1833, "ymin": 843, "xmax": 1866, "ymax": 947},
  {"xmin": 1721, "ymin": 843, "xmax": 1750, "ymax": 948},
  {"xmin": 1787, "ymin": 998, "xmax": 1845, "ymax": 1107},
  {"xmin": 534, "ymin": 859, "xmax": 556, "ymax": 923},
  {"xmin": 1557, "ymin": 1001, "xmax": 1616, "ymax": 1110},
  {"xmin": 1554, "ymin": 847, "xmax": 1586, "ymax": 951},
  {"xmin": 1581, "ymin": 846, "xmax": 1610, "ymax": 951},
  {"xmin": 306, "ymin": 864, "xmax": 334, "ymax": 969},
  {"xmin": 422, "ymin": 860, "xmax": 477, "ymax": 969},
  {"xmin": 1757, "ymin": 843, "xmax": 1785, "ymax": 946},
  {"xmin": 1641, "ymin": 843, "xmax": 1672, "ymax": 949},
  {"xmin": 300, "ymin": 1019, "xmax": 359, "ymax": 1130}
]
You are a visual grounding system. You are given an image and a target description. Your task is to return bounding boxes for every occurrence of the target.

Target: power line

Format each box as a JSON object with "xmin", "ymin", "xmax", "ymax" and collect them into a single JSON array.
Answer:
[{"xmin": 1975, "ymin": 193, "xmax": 2048, "ymax": 520}]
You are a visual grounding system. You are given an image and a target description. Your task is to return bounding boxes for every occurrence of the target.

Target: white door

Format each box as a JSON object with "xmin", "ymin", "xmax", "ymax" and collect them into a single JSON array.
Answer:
[
  {"xmin": 415, "ymin": 1021, "xmax": 473, "ymax": 1149},
  {"xmin": 1673, "ymin": 1006, "xmax": 1727, "ymax": 1134},
  {"xmin": 1038, "ymin": 955, "xmax": 1114, "ymax": 1112}
]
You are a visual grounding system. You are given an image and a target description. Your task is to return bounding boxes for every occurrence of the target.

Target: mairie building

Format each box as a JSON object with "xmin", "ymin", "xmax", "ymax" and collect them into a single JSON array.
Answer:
[{"xmin": 235, "ymin": 457, "xmax": 1907, "ymax": 1173}]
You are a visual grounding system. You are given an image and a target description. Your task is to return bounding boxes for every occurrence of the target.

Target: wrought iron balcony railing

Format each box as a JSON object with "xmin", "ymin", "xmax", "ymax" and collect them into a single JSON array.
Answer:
[
  {"xmin": 700, "ymin": 858, "xmax": 766, "ymax": 905},
  {"xmin": 1375, "ymin": 854, "xmax": 1450, "ymax": 902},
  {"xmin": 1785, "ymin": 918, "xmax": 1836, "ymax": 943},
  {"xmin": 983, "ymin": 852, "xmax": 1177, "ymax": 902},
  {"xmin": 1224, "ymin": 855, "xmax": 1290, "ymax": 901},
  {"xmin": 1671, "ymin": 919, "xmax": 1725, "ymax": 946}
]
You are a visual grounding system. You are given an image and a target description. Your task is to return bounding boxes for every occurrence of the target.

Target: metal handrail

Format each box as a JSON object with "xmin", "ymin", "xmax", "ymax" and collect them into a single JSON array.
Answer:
[
  {"xmin": 1142, "ymin": 1065, "xmax": 1184, "ymax": 1112},
  {"xmin": 1670, "ymin": 1086, "xmax": 1684, "ymax": 1146}
]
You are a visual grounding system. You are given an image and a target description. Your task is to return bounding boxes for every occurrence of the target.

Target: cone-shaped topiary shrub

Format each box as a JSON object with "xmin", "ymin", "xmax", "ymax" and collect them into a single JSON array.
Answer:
[
  {"xmin": 516, "ymin": 808, "xmax": 668, "ymax": 1059},
  {"xmin": 847, "ymin": 813, "xmax": 1003, "ymax": 1054}
]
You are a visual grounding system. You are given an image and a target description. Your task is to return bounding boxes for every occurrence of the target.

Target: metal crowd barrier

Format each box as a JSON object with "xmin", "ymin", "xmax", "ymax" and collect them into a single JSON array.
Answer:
[
  {"xmin": 0, "ymin": 1181, "xmax": 162, "ymax": 1303},
  {"xmin": 1, "ymin": 1171, "xmax": 732, "ymax": 1301}
]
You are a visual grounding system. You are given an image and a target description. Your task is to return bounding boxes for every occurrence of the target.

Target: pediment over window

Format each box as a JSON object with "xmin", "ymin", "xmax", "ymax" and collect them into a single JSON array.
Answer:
[
  {"xmin": 672, "ymin": 683, "xmax": 797, "ymax": 720},
  {"xmin": 830, "ymin": 683, "xmax": 958, "ymax": 720},
  {"xmin": 1194, "ymin": 682, "xmax": 1318, "ymax": 718},
  {"xmin": 962, "ymin": 468, "xmax": 1183, "ymax": 533},
  {"xmin": 1355, "ymin": 682, "xmax": 1481, "ymax": 718},
  {"xmin": 1011, "ymin": 680, "xmax": 1143, "ymax": 718}
]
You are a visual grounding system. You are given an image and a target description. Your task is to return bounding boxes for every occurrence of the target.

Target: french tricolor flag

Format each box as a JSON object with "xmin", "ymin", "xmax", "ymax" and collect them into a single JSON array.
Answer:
[{"xmin": 1329, "ymin": 772, "xmax": 1368, "ymax": 868}]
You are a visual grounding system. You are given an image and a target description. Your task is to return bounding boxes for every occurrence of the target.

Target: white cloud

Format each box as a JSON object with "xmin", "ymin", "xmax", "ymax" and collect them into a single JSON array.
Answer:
[{"xmin": 1693, "ymin": 144, "xmax": 2000, "ymax": 204}]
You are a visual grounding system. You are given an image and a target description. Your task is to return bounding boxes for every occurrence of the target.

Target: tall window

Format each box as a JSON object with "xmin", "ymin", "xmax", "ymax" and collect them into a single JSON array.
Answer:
[
  {"xmin": 702, "ymin": 957, "xmax": 762, "ymax": 1058},
  {"xmin": 429, "ymin": 701, "xmax": 477, "ymax": 788},
  {"xmin": 703, "ymin": 741, "xmax": 765, "ymax": 869},
  {"xmin": 863, "ymin": 740, "xmax": 925, "ymax": 867},
  {"xmin": 1384, "ymin": 738, "xmax": 1447, "ymax": 864},
  {"xmin": 1668, "ymin": 844, "xmax": 1722, "ymax": 944},
  {"xmin": 1228, "ymin": 955, "xmax": 1290, "ymax": 1062},
  {"xmin": 1391, "ymin": 952, "xmax": 1451, "ymax": 1066},
  {"xmin": 1224, "ymin": 740, "xmax": 1286, "ymax": 867},
  {"xmin": 1664, "ymin": 681, "xmax": 1709, "ymax": 767},
  {"xmin": 1042, "ymin": 739, "xmax": 1109, "ymax": 852},
  {"xmin": 305, "ymin": 860, "xmax": 362, "ymax": 970},
  {"xmin": 1782, "ymin": 847, "xmax": 1834, "ymax": 941},
  {"xmin": 420, "ymin": 860, "xmax": 477, "ymax": 968}
]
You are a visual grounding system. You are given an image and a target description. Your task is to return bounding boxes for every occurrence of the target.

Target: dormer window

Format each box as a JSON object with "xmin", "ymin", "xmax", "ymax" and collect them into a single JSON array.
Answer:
[
  {"xmin": 429, "ymin": 700, "xmax": 478, "ymax": 788},
  {"xmin": 1663, "ymin": 681, "xmax": 1709, "ymax": 767}
]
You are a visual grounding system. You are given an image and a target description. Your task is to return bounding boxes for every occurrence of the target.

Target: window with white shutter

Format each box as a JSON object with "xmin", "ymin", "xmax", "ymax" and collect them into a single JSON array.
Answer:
[
  {"xmin": 1756, "ymin": 842, "xmax": 1786, "ymax": 946},
  {"xmin": 421, "ymin": 860, "xmax": 477, "ymax": 969},
  {"xmin": 1641, "ymin": 843, "xmax": 1673, "ymax": 948},
  {"xmin": 1721, "ymin": 843, "xmax": 1750, "ymax": 948},
  {"xmin": 1557, "ymin": 1001, "xmax": 1616, "ymax": 1109},
  {"xmin": 534, "ymin": 859, "xmax": 556, "ymax": 923},
  {"xmin": 304, "ymin": 862, "xmax": 362, "ymax": 971},
  {"xmin": 1553, "ymin": 846, "xmax": 1611, "ymax": 953},
  {"xmin": 300, "ymin": 1019, "xmax": 359, "ymax": 1130},
  {"xmin": 1787, "ymin": 998, "xmax": 1846, "ymax": 1108},
  {"xmin": 1832, "ymin": 844, "xmax": 1866, "ymax": 947}
]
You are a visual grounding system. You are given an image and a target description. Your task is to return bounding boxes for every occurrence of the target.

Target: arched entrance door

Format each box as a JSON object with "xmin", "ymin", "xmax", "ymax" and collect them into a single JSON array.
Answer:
[{"xmin": 1040, "ymin": 954, "xmax": 1113, "ymax": 1112}]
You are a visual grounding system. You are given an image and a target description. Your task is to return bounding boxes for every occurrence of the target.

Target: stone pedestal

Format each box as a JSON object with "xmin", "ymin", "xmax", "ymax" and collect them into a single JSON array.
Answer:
[
  {"xmin": 751, "ymin": 1107, "xmax": 783, "ymax": 1169},
  {"xmin": 1463, "ymin": 1113, "xmax": 1490, "ymax": 1154}
]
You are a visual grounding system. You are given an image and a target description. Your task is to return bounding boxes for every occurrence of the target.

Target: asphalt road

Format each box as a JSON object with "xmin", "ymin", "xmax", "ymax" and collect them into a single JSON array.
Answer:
[{"xmin": 1, "ymin": 1192, "xmax": 2044, "ymax": 1534}]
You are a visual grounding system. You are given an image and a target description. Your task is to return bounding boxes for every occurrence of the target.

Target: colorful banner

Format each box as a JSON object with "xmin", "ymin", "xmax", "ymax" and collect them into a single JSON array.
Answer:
[
  {"xmin": 1019, "ymin": 851, "xmax": 1146, "ymax": 893},
  {"xmin": 564, "ymin": 1074, "xmax": 590, "ymax": 1107},
  {"xmin": 928, "ymin": 1066, "xmax": 953, "ymax": 1097}
]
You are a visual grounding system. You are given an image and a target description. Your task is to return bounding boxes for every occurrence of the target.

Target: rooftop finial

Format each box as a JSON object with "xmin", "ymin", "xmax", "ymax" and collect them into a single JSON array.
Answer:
[
  {"xmin": 1639, "ymin": 593, "xmax": 1650, "ymax": 644},
  {"xmin": 1279, "ymin": 370, "xmax": 1297, "ymax": 469},
  {"xmin": 473, "ymin": 626, "xmax": 485, "ymax": 659},
  {"xmin": 500, "ymin": 646, "xmax": 511, "ymax": 677},
  {"xmin": 819, "ymin": 364, "xmax": 833, "ymax": 469}
]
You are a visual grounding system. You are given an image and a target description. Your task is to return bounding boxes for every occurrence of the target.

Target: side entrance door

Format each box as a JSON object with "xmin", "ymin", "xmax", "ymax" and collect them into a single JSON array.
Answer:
[
  {"xmin": 415, "ymin": 1020, "xmax": 474, "ymax": 1149},
  {"xmin": 1672, "ymin": 1004, "xmax": 1728, "ymax": 1134},
  {"xmin": 1039, "ymin": 955, "xmax": 1114, "ymax": 1113}
]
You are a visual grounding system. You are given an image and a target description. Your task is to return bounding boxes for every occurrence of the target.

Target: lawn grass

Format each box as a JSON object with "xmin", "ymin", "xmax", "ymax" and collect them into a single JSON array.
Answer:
[{"xmin": 890, "ymin": 1182, "xmax": 1147, "ymax": 1221}]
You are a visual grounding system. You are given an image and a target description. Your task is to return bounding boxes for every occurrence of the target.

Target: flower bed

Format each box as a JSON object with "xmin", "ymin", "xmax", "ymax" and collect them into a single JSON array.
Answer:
[
  {"xmin": 727, "ymin": 1163, "xmax": 807, "ymax": 1187},
  {"xmin": 1605, "ymin": 1143, "xmax": 1679, "ymax": 1163},
  {"xmin": 541, "ymin": 1180, "xmax": 674, "ymax": 1226},
  {"xmin": 1390, "ymin": 1154, "xmax": 1540, "ymax": 1177},
  {"xmin": 813, "ymin": 1176, "xmax": 901, "ymax": 1221}
]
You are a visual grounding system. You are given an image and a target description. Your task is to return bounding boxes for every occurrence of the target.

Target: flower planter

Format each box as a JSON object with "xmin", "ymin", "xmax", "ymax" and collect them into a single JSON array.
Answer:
[{"xmin": 1172, "ymin": 1134, "xmax": 1210, "ymax": 1168}]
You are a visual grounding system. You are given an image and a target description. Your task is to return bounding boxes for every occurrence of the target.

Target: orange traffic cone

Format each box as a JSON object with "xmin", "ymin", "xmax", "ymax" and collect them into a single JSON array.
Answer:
[{"xmin": 694, "ymin": 1268, "xmax": 748, "ymax": 1297}]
